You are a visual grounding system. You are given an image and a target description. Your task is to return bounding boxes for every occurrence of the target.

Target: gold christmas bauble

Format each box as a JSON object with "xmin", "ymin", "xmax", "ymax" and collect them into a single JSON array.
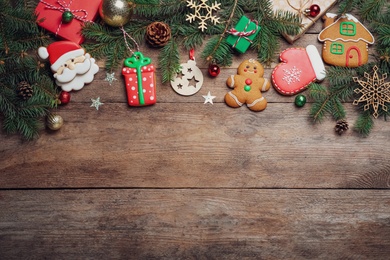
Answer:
[
  {"xmin": 99, "ymin": 0, "xmax": 134, "ymax": 27},
  {"xmin": 46, "ymin": 114, "xmax": 64, "ymax": 131}
]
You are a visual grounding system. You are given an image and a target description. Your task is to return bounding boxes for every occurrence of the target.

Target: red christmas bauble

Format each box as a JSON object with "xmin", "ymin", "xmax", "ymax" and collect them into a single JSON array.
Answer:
[
  {"xmin": 59, "ymin": 91, "xmax": 71, "ymax": 105},
  {"xmin": 208, "ymin": 64, "xmax": 220, "ymax": 77},
  {"xmin": 306, "ymin": 4, "xmax": 320, "ymax": 17}
]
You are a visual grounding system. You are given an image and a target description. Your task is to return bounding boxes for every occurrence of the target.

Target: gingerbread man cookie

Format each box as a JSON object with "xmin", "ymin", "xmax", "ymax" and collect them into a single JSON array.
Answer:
[{"xmin": 225, "ymin": 59, "xmax": 270, "ymax": 111}]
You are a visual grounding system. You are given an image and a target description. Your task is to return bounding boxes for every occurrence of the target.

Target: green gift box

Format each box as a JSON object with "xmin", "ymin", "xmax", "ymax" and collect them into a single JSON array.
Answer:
[{"xmin": 226, "ymin": 16, "xmax": 261, "ymax": 54}]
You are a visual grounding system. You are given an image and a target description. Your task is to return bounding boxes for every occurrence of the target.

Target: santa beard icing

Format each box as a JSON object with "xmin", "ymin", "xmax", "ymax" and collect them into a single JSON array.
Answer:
[{"xmin": 54, "ymin": 54, "xmax": 99, "ymax": 92}]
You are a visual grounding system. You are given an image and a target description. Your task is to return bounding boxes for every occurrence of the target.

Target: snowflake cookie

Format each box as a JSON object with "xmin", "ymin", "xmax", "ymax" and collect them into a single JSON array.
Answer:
[
  {"xmin": 186, "ymin": 0, "xmax": 221, "ymax": 32},
  {"xmin": 272, "ymin": 45, "xmax": 326, "ymax": 96}
]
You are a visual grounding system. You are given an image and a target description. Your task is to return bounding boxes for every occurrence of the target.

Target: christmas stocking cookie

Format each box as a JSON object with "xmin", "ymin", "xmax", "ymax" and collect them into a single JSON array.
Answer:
[{"xmin": 272, "ymin": 45, "xmax": 326, "ymax": 96}]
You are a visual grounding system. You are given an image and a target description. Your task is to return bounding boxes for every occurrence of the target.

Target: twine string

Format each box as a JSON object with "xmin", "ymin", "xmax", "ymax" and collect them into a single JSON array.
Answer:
[
  {"xmin": 39, "ymin": 0, "xmax": 89, "ymax": 36},
  {"xmin": 120, "ymin": 26, "xmax": 140, "ymax": 56},
  {"xmin": 226, "ymin": 19, "xmax": 259, "ymax": 48},
  {"xmin": 286, "ymin": 0, "xmax": 314, "ymax": 21}
]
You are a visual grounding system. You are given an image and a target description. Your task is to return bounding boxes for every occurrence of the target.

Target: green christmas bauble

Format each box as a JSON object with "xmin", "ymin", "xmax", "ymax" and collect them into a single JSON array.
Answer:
[
  {"xmin": 62, "ymin": 11, "xmax": 74, "ymax": 23},
  {"xmin": 294, "ymin": 94, "xmax": 306, "ymax": 107}
]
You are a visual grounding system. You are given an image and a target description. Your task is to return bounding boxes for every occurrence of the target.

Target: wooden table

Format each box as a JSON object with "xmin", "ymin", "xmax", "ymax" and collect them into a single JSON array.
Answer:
[{"xmin": 1, "ymin": 7, "xmax": 389, "ymax": 259}]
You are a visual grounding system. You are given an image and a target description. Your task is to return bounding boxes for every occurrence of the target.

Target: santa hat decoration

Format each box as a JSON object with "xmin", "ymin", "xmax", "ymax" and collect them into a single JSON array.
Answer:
[
  {"xmin": 272, "ymin": 45, "xmax": 326, "ymax": 96},
  {"xmin": 38, "ymin": 41, "xmax": 85, "ymax": 72}
]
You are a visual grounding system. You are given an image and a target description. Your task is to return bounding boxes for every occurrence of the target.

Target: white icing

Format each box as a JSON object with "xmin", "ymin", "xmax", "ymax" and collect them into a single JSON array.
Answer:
[
  {"xmin": 326, "ymin": 13, "xmax": 338, "ymax": 18},
  {"xmin": 306, "ymin": 45, "xmax": 326, "ymax": 81},
  {"xmin": 345, "ymin": 14, "xmax": 359, "ymax": 22}
]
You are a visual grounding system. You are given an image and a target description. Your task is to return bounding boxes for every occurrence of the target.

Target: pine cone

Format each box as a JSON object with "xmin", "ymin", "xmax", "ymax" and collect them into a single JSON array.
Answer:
[
  {"xmin": 17, "ymin": 81, "xmax": 33, "ymax": 100},
  {"xmin": 335, "ymin": 119, "xmax": 349, "ymax": 135},
  {"xmin": 145, "ymin": 22, "xmax": 171, "ymax": 47}
]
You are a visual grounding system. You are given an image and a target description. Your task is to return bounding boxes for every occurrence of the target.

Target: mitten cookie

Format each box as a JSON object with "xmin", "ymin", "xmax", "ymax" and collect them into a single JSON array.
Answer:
[
  {"xmin": 225, "ymin": 59, "xmax": 270, "ymax": 111},
  {"xmin": 272, "ymin": 45, "xmax": 325, "ymax": 96},
  {"xmin": 318, "ymin": 13, "xmax": 374, "ymax": 67}
]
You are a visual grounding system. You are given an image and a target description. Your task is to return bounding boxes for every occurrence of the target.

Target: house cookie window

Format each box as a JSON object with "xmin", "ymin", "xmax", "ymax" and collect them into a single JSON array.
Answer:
[
  {"xmin": 340, "ymin": 22, "xmax": 356, "ymax": 36},
  {"xmin": 330, "ymin": 43, "xmax": 344, "ymax": 55}
]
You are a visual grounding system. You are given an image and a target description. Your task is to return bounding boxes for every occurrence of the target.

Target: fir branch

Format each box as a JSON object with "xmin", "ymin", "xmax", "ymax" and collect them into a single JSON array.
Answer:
[
  {"xmin": 354, "ymin": 110, "xmax": 374, "ymax": 136},
  {"xmin": 253, "ymin": 25, "xmax": 279, "ymax": 66},
  {"xmin": 359, "ymin": 0, "xmax": 388, "ymax": 21},
  {"xmin": 133, "ymin": 0, "xmax": 188, "ymax": 18},
  {"xmin": 201, "ymin": 36, "xmax": 232, "ymax": 67},
  {"xmin": 200, "ymin": 0, "xmax": 240, "ymax": 63},
  {"xmin": 159, "ymin": 39, "xmax": 180, "ymax": 83},
  {"xmin": 82, "ymin": 23, "xmax": 143, "ymax": 71}
]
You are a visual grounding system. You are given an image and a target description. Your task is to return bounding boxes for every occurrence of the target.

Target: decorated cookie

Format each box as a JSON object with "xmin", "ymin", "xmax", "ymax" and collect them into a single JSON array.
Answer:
[
  {"xmin": 225, "ymin": 59, "xmax": 270, "ymax": 111},
  {"xmin": 122, "ymin": 52, "xmax": 157, "ymax": 106},
  {"xmin": 38, "ymin": 41, "xmax": 99, "ymax": 92},
  {"xmin": 318, "ymin": 13, "xmax": 375, "ymax": 67},
  {"xmin": 272, "ymin": 45, "xmax": 326, "ymax": 96}
]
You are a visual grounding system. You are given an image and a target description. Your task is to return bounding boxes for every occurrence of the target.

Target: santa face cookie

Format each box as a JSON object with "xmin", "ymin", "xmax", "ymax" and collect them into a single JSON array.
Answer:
[
  {"xmin": 225, "ymin": 59, "xmax": 270, "ymax": 111},
  {"xmin": 272, "ymin": 45, "xmax": 326, "ymax": 95},
  {"xmin": 318, "ymin": 13, "xmax": 374, "ymax": 67},
  {"xmin": 38, "ymin": 41, "xmax": 99, "ymax": 91}
]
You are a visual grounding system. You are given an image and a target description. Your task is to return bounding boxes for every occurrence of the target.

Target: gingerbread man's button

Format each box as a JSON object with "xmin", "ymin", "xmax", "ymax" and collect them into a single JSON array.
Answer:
[{"xmin": 245, "ymin": 79, "xmax": 252, "ymax": 85}]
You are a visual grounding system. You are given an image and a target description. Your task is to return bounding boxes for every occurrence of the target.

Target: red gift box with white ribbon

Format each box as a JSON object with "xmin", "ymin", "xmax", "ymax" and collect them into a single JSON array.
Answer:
[{"xmin": 35, "ymin": 0, "xmax": 101, "ymax": 44}]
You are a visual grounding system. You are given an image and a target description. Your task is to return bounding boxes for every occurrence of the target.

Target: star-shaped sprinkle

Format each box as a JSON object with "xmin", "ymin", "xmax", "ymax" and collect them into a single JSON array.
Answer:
[
  {"xmin": 104, "ymin": 72, "xmax": 117, "ymax": 85},
  {"xmin": 203, "ymin": 91, "xmax": 216, "ymax": 104},
  {"xmin": 91, "ymin": 97, "xmax": 104, "ymax": 110}
]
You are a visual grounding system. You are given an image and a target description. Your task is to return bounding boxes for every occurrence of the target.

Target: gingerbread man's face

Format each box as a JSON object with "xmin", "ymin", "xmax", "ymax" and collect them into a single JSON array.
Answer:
[{"xmin": 237, "ymin": 59, "xmax": 264, "ymax": 77}]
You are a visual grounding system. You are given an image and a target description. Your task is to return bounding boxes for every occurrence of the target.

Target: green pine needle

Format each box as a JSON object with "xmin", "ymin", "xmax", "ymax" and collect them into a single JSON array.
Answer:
[
  {"xmin": 354, "ymin": 110, "xmax": 374, "ymax": 137},
  {"xmin": 159, "ymin": 39, "xmax": 180, "ymax": 83}
]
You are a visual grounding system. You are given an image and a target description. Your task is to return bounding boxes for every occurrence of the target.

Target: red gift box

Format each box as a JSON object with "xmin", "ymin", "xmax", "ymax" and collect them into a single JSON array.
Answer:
[
  {"xmin": 122, "ymin": 65, "xmax": 157, "ymax": 106},
  {"xmin": 35, "ymin": 0, "xmax": 101, "ymax": 44}
]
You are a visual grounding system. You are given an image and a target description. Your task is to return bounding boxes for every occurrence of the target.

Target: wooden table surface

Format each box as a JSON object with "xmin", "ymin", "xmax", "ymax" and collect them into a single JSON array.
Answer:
[{"xmin": 1, "ymin": 6, "xmax": 390, "ymax": 259}]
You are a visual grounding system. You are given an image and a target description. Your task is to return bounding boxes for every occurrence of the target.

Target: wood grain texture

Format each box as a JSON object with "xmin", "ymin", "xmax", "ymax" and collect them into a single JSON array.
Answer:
[
  {"xmin": 1, "ymin": 189, "xmax": 389, "ymax": 259},
  {"xmin": 1, "ymin": 3, "xmax": 389, "ymax": 258},
  {"xmin": 1, "ymin": 102, "xmax": 389, "ymax": 189}
]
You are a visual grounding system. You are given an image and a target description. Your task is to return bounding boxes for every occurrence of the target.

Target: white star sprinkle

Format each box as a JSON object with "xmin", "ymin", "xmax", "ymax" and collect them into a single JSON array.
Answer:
[
  {"xmin": 90, "ymin": 97, "xmax": 104, "ymax": 110},
  {"xmin": 104, "ymin": 72, "xmax": 117, "ymax": 85},
  {"xmin": 203, "ymin": 91, "xmax": 216, "ymax": 104}
]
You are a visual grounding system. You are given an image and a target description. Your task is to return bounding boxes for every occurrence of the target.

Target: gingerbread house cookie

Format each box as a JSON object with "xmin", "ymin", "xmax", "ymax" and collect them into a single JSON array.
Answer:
[{"xmin": 318, "ymin": 13, "xmax": 374, "ymax": 67}]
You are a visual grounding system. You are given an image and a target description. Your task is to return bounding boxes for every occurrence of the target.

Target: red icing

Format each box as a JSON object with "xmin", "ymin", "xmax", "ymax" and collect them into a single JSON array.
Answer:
[
  {"xmin": 346, "ymin": 46, "xmax": 362, "ymax": 67},
  {"xmin": 271, "ymin": 47, "xmax": 317, "ymax": 96},
  {"xmin": 245, "ymin": 79, "xmax": 252, "ymax": 85}
]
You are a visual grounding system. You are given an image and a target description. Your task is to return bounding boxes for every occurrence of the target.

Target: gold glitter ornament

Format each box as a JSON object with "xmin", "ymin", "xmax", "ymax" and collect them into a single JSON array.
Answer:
[
  {"xmin": 99, "ymin": 0, "xmax": 134, "ymax": 27},
  {"xmin": 46, "ymin": 113, "xmax": 64, "ymax": 131}
]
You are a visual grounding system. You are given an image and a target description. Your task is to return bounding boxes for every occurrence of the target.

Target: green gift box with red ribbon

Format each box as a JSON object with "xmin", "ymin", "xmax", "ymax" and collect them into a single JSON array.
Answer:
[{"xmin": 226, "ymin": 16, "xmax": 261, "ymax": 54}]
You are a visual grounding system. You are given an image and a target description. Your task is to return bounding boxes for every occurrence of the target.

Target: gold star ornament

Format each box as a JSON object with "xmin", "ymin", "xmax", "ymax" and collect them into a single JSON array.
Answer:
[{"xmin": 353, "ymin": 66, "xmax": 390, "ymax": 118}]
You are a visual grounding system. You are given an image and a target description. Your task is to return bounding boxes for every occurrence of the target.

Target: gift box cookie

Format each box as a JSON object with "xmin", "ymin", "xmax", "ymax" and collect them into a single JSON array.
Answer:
[{"xmin": 122, "ymin": 52, "xmax": 157, "ymax": 107}]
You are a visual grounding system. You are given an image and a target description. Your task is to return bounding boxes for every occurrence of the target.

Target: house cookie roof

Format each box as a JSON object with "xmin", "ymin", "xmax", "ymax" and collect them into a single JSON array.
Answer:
[{"xmin": 318, "ymin": 13, "xmax": 375, "ymax": 44}]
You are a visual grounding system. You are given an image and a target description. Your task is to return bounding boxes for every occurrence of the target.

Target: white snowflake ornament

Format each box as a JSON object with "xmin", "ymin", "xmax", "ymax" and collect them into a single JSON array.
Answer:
[{"xmin": 186, "ymin": 0, "xmax": 221, "ymax": 32}]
